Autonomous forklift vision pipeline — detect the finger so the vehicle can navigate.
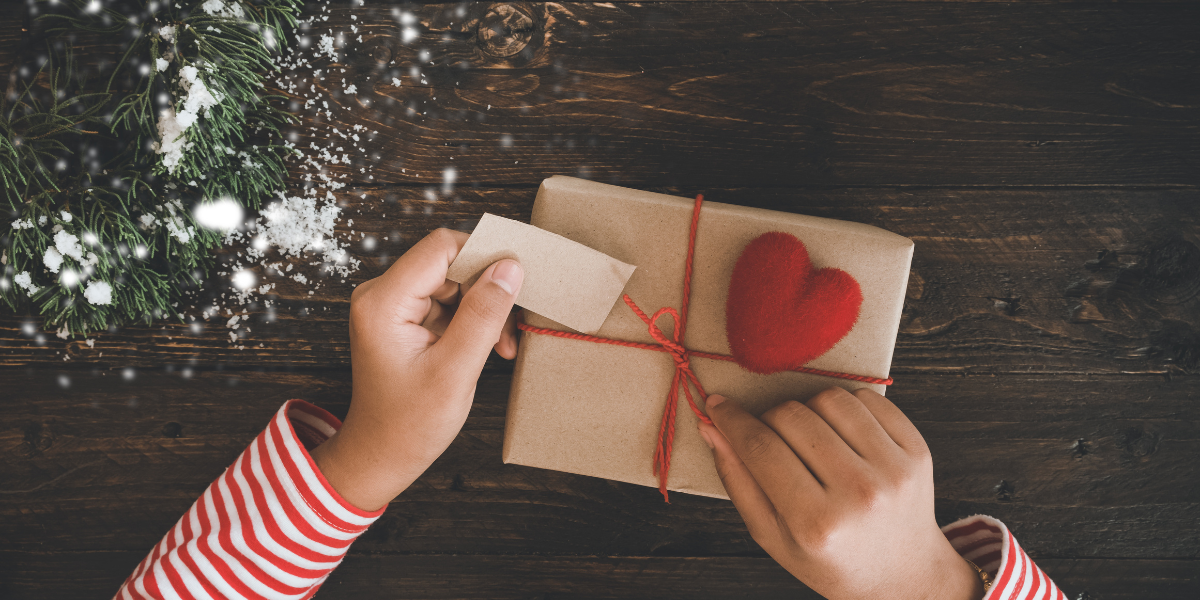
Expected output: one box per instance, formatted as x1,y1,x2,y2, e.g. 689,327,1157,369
699,419,785,551
431,259,524,375
705,394,823,515
493,310,520,360
430,279,461,305
430,296,519,356
760,396,865,486
851,388,930,457
422,280,466,336
802,387,904,462
353,278,377,296
420,300,454,337
371,228,470,325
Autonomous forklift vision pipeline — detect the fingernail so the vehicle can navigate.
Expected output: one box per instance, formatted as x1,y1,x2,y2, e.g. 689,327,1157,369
706,394,725,410
697,423,715,449
491,260,523,295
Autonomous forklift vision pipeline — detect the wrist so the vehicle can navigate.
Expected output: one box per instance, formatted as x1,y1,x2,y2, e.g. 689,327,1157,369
931,546,986,600
889,533,984,600
310,429,398,512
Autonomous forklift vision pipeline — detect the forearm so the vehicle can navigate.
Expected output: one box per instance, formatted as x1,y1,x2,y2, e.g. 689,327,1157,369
309,422,422,513
115,401,384,600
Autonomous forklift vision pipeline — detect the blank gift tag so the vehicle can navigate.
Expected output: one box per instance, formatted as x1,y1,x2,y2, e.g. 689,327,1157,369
447,213,637,334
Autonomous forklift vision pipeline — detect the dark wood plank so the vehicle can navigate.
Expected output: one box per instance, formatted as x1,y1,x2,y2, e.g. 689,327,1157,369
2,551,1197,600
3,369,1196,559
15,4,1199,188
270,2,1200,188
3,3,1198,598
3,187,1197,377
244,556,1200,600
0,4,26,87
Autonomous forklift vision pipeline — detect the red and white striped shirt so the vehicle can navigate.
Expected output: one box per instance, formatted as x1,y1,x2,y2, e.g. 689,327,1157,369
943,516,1067,600
116,401,384,600
116,400,1064,600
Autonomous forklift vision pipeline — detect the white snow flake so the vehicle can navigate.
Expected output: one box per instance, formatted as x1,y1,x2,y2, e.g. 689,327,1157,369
84,281,114,305
14,271,38,295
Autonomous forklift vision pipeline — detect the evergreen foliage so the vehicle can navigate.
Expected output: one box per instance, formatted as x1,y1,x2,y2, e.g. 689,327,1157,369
1,0,302,336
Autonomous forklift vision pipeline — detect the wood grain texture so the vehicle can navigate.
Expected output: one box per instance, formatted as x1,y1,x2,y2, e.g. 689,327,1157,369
3,551,1196,600
263,2,1200,188
17,4,1199,188
2,370,1197,560
3,188,1197,377
3,2,1200,598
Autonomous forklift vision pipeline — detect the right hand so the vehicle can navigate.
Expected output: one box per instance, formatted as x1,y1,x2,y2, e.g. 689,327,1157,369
697,388,984,600
311,228,524,512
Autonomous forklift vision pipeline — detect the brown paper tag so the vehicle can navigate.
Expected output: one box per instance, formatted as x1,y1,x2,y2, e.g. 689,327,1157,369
446,213,637,335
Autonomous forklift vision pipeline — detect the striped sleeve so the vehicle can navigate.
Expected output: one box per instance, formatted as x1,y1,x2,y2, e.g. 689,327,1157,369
943,515,1067,600
114,400,385,600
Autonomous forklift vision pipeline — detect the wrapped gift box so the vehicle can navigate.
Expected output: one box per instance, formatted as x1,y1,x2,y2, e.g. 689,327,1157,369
503,176,913,499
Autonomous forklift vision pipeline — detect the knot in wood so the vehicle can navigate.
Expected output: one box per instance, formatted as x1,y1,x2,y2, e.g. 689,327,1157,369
1140,238,1200,304
162,421,183,438
476,4,536,58
370,43,393,65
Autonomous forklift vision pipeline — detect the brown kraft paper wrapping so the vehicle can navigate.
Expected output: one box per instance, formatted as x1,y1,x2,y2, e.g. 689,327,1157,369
504,176,914,499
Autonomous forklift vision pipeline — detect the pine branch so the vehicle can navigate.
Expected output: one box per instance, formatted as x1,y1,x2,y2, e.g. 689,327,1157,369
2,0,305,336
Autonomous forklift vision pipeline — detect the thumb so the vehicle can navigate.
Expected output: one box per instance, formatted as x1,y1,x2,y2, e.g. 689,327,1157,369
432,259,524,374
699,397,780,546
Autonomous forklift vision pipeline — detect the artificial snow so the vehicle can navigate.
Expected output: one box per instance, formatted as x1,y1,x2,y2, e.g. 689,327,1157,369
155,65,224,172
135,0,392,345
200,0,245,19
60,269,80,288
165,217,193,243
155,108,189,171
54,230,85,263
176,66,223,127
14,271,37,295
256,196,341,258
43,247,63,273
194,197,245,231
84,281,113,305
231,270,256,290
317,35,337,60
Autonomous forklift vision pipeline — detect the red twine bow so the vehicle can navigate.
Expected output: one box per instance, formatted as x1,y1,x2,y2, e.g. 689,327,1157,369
517,195,893,502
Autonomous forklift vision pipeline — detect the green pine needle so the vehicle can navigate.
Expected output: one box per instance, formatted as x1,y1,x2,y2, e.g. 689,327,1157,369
2,0,304,336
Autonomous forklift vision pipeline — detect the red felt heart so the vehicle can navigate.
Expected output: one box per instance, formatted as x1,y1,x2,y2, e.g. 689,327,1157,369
726,232,863,375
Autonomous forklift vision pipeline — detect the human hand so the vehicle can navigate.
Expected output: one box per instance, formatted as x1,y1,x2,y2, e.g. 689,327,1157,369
697,388,983,600
310,228,524,511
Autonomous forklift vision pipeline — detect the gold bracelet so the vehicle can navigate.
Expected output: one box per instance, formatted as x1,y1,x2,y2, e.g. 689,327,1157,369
964,557,993,592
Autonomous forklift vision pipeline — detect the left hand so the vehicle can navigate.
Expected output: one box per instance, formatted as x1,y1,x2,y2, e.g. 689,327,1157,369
698,388,983,600
310,228,524,511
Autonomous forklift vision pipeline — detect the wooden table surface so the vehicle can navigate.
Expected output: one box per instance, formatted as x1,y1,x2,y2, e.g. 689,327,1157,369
3,2,1199,598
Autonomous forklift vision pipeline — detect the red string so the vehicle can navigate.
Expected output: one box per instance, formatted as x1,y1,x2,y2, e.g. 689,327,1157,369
516,195,894,502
